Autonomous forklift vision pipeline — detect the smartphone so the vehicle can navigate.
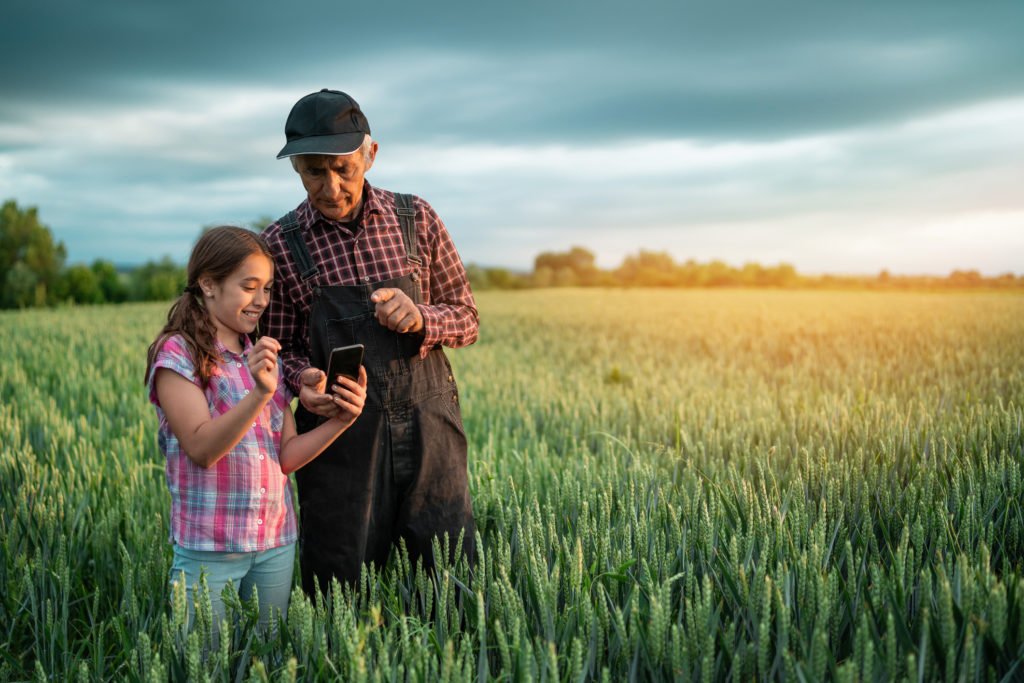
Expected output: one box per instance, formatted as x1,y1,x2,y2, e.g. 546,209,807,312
326,343,364,383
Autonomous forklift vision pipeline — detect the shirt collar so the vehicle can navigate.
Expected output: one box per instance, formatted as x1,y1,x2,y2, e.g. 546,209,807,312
300,182,385,234
214,334,253,360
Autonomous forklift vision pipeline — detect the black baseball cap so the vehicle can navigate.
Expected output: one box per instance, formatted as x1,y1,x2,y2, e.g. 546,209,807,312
276,89,371,159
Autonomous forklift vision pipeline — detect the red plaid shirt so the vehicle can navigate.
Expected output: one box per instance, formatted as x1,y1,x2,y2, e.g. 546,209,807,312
262,183,478,393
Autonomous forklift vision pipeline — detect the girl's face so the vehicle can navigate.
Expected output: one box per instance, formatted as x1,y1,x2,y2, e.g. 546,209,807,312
200,253,273,348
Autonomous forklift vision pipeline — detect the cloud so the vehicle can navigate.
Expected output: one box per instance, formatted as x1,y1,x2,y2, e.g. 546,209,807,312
1,1,1022,273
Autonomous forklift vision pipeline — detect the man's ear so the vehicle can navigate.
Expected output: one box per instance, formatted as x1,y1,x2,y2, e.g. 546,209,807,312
364,141,379,171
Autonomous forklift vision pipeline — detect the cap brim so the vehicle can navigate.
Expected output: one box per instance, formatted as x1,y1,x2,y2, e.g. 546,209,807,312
276,132,365,159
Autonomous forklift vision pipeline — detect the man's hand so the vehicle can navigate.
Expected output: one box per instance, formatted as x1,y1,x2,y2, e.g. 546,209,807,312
370,288,423,334
298,366,345,419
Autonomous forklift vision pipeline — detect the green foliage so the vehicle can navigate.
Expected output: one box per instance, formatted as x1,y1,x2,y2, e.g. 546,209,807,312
0,199,67,307
90,260,129,303
492,246,1024,291
128,255,187,301
1,290,1023,681
467,264,528,291
57,264,104,304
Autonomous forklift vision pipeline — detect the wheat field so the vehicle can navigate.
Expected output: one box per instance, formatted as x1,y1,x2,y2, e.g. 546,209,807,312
1,289,1022,681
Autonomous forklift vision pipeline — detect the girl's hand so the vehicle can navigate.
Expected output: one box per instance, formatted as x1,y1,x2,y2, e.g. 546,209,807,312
328,365,368,429
248,336,281,396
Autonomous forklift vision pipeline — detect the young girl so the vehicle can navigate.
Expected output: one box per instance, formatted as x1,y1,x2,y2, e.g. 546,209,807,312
145,226,366,631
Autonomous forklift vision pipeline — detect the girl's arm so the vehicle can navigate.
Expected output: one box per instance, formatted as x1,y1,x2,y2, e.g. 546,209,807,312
278,366,367,474
154,337,283,469
154,368,272,468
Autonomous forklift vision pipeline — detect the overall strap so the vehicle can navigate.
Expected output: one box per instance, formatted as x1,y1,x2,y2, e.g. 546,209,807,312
394,193,423,269
276,211,321,286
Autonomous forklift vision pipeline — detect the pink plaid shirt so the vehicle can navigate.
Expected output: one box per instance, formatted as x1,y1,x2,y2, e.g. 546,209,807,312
148,334,297,552
261,183,478,394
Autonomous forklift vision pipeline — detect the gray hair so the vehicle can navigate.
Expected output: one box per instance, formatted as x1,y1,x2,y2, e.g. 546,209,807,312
289,135,373,171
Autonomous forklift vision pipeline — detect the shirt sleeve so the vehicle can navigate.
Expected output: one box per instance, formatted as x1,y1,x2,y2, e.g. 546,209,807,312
261,223,313,395
148,335,200,407
415,199,479,358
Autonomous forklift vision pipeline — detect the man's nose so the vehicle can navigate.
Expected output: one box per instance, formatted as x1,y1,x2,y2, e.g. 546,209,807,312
322,171,343,197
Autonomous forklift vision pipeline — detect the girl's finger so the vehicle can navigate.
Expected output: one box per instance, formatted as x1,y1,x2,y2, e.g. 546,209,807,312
331,387,365,407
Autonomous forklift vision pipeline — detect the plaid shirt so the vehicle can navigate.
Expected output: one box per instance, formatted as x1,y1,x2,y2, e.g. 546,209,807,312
148,334,297,552
262,183,478,394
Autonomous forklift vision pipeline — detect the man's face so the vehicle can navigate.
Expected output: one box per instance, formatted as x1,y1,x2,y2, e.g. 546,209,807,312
294,144,377,222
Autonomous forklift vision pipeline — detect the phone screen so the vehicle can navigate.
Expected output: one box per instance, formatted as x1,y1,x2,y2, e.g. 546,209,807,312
326,344,364,382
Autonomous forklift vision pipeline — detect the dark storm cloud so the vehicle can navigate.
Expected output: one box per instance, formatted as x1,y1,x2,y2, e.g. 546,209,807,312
4,1,1023,144
2,1,1023,273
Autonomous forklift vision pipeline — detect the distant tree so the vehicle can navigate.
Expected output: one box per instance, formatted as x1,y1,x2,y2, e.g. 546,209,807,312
92,259,128,302
534,246,599,285
948,269,982,287
484,267,520,289
0,199,67,308
532,265,555,288
58,264,103,304
553,266,578,287
616,250,678,286
129,256,186,301
704,259,737,287
3,262,42,308
465,264,491,290
760,263,798,287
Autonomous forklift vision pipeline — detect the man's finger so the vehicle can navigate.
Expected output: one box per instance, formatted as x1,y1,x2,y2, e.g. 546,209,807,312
389,308,414,331
375,298,400,318
370,287,397,303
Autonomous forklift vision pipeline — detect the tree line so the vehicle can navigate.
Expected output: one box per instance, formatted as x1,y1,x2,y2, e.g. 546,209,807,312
0,200,192,308
2,199,1021,309
470,246,1024,291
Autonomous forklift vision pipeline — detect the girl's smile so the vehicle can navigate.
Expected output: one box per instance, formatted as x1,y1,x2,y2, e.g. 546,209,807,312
201,253,274,351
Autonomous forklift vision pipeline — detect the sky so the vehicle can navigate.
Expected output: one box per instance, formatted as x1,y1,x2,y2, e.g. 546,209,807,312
1,1,1023,276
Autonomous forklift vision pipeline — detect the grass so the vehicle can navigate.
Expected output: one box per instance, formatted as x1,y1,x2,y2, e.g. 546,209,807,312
1,289,1022,681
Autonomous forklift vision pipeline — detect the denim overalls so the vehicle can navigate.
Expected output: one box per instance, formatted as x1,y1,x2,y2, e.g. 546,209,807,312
277,194,475,592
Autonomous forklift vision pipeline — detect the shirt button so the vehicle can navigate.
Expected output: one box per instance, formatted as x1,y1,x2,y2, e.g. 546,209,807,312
244,390,249,395
236,362,242,368
259,454,265,461
257,518,263,525
260,487,266,495
364,276,370,282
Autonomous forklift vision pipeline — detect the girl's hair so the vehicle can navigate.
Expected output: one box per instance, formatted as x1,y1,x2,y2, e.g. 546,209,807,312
145,226,274,388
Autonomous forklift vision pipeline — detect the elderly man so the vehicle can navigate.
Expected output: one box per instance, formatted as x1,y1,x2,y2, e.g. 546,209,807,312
261,89,477,593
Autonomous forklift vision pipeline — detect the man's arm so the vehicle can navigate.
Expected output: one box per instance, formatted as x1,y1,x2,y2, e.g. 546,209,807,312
416,200,479,356
261,225,313,396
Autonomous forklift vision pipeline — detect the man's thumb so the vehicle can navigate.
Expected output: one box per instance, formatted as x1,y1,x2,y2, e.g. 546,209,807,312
302,367,325,385
371,288,395,303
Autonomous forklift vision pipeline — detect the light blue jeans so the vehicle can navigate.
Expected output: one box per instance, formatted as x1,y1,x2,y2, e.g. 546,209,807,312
169,542,295,633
